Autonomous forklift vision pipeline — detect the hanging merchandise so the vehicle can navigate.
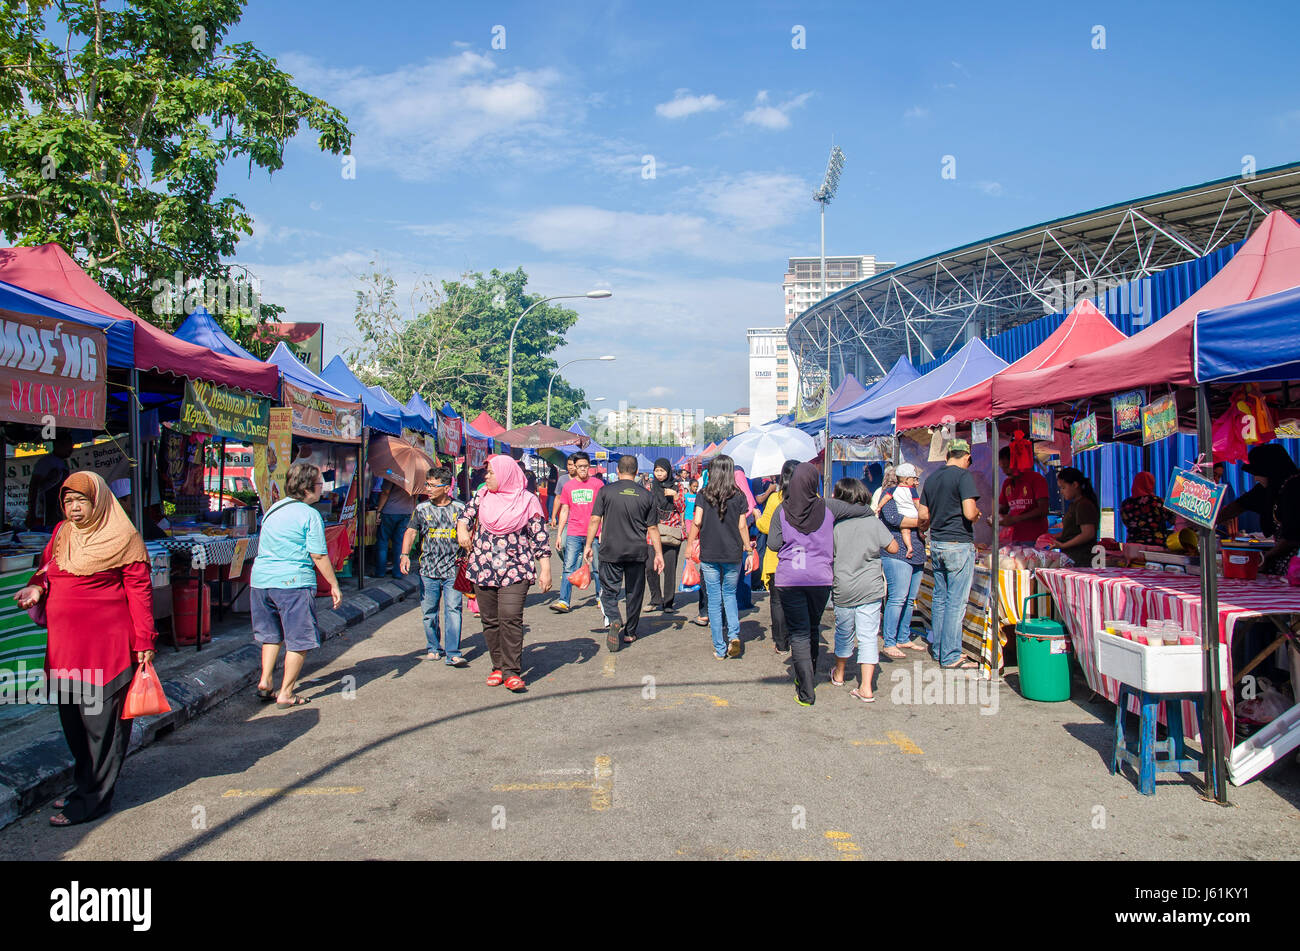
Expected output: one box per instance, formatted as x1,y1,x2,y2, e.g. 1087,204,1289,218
1070,413,1099,454
1233,384,1276,446
1008,430,1034,474
1030,409,1053,442
1141,393,1178,445
1111,389,1145,437
970,420,987,445
928,428,950,462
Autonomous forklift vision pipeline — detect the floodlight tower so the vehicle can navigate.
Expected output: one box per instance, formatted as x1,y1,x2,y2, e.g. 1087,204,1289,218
813,145,845,496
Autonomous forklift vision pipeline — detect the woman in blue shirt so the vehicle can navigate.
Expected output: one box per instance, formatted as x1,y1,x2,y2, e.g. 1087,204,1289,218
252,462,342,708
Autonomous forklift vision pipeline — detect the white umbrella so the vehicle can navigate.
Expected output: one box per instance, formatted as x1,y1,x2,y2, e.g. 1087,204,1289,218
719,423,818,477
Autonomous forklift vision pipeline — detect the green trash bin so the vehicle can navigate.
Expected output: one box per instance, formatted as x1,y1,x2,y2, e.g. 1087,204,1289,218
1016,593,1071,702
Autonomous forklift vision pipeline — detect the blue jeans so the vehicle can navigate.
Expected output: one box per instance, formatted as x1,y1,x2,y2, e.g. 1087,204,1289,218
420,575,463,660
376,512,408,578
699,561,741,657
929,541,975,667
559,535,601,604
882,557,926,648
834,601,882,664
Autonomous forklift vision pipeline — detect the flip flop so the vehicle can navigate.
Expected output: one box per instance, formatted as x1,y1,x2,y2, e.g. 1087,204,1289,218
256,687,276,701
691,617,710,627
941,659,979,670
52,797,67,810
276,696,312,708
850,688,876,703
49,813,75,827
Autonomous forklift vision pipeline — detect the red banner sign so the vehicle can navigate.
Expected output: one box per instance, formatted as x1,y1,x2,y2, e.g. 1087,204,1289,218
0,308,107,429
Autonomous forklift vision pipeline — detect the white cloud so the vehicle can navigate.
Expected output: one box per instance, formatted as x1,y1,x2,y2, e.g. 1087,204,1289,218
655,89,726,119
646,385,672,398
742,90,812,130
974,180,1004,197
690,172,810,232
308,201,323,212
903,105,929,120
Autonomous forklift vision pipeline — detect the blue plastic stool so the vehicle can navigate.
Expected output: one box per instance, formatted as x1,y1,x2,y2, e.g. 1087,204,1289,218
1110,686,1205,796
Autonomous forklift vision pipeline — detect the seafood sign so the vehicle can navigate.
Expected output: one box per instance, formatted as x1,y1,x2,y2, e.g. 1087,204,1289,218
1163,467,1226,530
0,308,106,428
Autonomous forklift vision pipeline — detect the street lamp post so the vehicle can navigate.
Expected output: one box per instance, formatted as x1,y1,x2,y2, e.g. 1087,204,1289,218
507,290,612,430
546,355,616,426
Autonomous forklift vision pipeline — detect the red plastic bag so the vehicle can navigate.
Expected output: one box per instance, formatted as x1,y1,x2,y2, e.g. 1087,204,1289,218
687,538,701,564
121,661,172,720
567,563,592,590
744,549,759,573
681,559,701,587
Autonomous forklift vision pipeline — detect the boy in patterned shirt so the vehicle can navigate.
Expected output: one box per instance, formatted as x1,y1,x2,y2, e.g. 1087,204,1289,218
400,466,468,666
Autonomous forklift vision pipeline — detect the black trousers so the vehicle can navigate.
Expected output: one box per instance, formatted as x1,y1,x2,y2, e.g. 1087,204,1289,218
646,544,679,608
58,678,133,823
475,582,529,676
767,578,789,651
599,559,647,638
779,585,832,704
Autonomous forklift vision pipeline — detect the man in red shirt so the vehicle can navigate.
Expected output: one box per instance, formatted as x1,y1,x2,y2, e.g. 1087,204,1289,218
997,446,1049,544
552,451,606,615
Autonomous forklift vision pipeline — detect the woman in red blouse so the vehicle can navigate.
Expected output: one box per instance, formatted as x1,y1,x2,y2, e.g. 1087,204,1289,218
457,455,551,692
15,471,157,827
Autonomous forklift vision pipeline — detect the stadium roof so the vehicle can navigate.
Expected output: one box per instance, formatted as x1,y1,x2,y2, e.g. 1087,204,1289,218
786,161,1300,393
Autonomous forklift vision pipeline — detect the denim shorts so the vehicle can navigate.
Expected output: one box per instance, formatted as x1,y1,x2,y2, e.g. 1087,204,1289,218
251,586,321,652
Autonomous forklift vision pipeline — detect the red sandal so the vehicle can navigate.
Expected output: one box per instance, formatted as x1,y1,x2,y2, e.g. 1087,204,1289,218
486,669,504,687
503,675,526,692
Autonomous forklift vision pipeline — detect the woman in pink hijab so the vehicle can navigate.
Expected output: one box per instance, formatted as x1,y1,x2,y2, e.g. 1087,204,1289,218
457,454,552,691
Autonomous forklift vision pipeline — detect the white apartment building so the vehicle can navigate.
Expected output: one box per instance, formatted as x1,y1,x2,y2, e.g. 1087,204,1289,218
748,327,796,424
603,405,701,445
783,254,895,324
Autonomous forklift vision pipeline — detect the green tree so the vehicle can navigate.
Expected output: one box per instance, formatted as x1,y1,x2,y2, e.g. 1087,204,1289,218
346,266,588,425
0,0,351,323
702,420,732,444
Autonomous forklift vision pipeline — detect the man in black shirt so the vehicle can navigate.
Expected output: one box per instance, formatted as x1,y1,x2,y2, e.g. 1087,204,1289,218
585,455,664,652
919,439,981,669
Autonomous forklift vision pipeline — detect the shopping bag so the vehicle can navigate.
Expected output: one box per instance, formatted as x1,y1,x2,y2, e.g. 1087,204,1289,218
568,563,592,590
121,661,172,720
687,537,701,564
681,559,701,588
744,549,759,573
453,555,474,594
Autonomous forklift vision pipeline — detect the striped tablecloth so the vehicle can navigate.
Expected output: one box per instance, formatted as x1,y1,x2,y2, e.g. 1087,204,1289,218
1035,567,1300,744
913,565,1038,675
156,535,259,568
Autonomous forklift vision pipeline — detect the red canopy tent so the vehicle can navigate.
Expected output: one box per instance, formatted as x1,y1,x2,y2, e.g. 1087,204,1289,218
0,244,280,396
469,411,506,437
896,300,1128,429
992,210,1300,415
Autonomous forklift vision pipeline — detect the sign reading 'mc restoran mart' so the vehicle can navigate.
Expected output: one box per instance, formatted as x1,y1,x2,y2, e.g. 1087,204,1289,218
0,308,107,429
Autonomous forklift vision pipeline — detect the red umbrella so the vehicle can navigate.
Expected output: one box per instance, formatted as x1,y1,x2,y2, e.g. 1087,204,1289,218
494,423,591,450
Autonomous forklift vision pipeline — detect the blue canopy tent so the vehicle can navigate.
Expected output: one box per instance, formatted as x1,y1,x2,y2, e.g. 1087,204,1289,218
557,422,618,462
797,357,921,436
1195,285,1300,384
831,340,1007,437
266,342,356,403
634,453,655,474
369,383,434,435
0,278,135,370
320,355,404,435
174,307,260,361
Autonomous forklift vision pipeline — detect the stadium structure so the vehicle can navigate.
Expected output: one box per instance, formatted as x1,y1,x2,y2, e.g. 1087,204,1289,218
785,162,1300,396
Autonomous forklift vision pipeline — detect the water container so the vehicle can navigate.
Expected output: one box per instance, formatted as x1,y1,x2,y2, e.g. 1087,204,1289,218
1016,593,1071,702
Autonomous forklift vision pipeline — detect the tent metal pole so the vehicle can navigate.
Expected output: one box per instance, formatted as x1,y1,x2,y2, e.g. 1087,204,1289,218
357,427,367,591
990,417,1001,678
1195,384,1229,804
217,437,226,511
128,369,144,531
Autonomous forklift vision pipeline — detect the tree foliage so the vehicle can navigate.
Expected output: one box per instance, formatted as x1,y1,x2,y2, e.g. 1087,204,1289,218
0,0,351,322
346,266,589,426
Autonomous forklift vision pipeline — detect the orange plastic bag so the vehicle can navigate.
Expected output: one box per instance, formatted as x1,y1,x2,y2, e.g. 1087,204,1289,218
567,563,592,590
681,559,701,587
121,660,172,720
744,549,759,573
687,538,701,564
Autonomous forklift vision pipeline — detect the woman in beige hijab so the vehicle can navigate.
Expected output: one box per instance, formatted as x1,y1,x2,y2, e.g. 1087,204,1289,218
16,471,157,826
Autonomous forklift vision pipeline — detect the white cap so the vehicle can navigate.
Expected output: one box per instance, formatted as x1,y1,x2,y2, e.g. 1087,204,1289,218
895,463,919,479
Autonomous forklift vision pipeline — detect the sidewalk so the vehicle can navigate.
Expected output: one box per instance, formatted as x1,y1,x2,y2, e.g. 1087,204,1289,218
0,572,421,830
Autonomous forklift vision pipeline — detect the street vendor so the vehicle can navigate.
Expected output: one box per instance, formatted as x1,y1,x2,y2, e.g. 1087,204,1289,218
1050,467,1100,567
995,446,1049,543
1216,443,1300,574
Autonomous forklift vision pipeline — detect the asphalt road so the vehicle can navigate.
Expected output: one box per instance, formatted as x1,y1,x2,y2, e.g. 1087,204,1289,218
3,554,1298,861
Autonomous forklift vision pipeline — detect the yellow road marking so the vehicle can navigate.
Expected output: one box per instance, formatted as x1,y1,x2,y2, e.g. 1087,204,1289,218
824,830,863,861
221,786,363,798
850,731,923,755
686,692,729,707
602,655,617,678
640,692,730,710
590,755,613,811
491,781,592,792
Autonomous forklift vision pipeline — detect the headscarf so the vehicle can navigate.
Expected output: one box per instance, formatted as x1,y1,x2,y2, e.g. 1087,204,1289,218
477,454,545,535
53,471,149,575
781,462,826,534
733,467,758,515
1130,471,1156,498
651,457,674,517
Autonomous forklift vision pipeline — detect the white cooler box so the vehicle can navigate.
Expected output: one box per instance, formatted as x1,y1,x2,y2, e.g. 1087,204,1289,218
1097,630,1228,693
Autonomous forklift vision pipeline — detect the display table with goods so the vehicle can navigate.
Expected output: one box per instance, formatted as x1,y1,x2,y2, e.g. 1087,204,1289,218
1035,565,1300,783
157,525,260,650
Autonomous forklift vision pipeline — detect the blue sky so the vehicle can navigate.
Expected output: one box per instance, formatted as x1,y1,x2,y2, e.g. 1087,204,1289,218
224,0,1300,415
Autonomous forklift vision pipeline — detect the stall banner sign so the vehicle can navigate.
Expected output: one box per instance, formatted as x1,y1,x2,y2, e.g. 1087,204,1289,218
281,381,361,443
178,380,270,444
0,308,107,429
5,439,128,521
466,433,490,469
337,471,359,530
831,437,879,462
436,414,463,457
1164,467,1226,530
1142,393,1178,445
1070,413,1099,454
1029,409,1053,442
228,538,250,580
252,408,293,509
1111,389,1145,437
970,420,988,445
